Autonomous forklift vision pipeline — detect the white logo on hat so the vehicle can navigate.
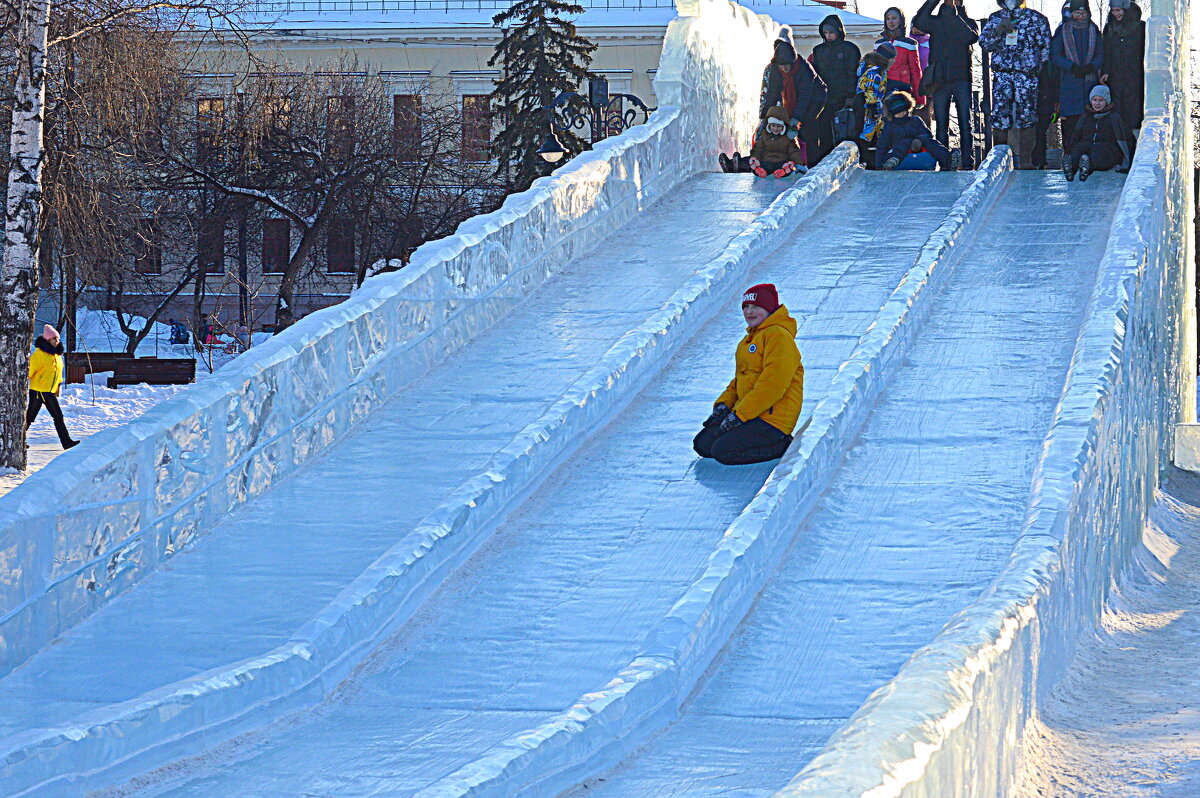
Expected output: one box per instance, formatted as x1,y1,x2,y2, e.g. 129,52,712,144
743,292,757,303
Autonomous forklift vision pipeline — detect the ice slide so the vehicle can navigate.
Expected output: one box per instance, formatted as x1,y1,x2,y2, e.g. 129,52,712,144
0,172,800,792
564,169,1125,798
119,166,973,797
1,0,1190,795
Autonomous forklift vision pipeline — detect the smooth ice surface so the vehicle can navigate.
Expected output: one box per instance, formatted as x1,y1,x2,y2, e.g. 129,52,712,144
571,172,1123,798
782,5,1193,792
133,172,972,798
1011,473,1200,798
0,0,754,677
0,5,782,790
0,174,790,791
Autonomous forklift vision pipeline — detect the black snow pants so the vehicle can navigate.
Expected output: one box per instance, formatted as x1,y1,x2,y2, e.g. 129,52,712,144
1069,141,1125,172
693,418,792,466
25,390,74,447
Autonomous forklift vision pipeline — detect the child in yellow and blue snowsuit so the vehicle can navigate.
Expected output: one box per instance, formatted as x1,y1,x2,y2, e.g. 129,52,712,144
857,43,895,152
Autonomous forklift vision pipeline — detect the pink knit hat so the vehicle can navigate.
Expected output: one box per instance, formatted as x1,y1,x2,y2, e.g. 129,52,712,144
43,323,59,340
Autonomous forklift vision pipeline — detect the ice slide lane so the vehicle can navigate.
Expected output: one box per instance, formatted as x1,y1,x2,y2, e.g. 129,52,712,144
0,174,793,786
570,172,1125,797
132,172,974,797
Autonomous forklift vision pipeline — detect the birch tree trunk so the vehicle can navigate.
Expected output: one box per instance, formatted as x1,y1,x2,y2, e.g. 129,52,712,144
0,0,51,470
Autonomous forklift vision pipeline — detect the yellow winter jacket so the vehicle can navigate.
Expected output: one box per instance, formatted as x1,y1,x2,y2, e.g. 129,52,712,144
715,306,804,434
28,340,64,394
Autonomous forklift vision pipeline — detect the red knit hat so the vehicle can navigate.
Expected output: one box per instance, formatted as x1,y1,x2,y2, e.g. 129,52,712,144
741,283,780,314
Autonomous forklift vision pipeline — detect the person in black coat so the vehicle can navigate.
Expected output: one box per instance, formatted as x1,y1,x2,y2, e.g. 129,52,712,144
760,26,828,168
1062,84,1134,181
809,14,861,163
876,91,957,170
913,0,979,169
1102,0,1145,134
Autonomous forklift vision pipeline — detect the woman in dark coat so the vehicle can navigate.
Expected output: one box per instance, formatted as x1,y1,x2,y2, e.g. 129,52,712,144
1051,0,1103,148
1102,0,1145,133
760,26,828,165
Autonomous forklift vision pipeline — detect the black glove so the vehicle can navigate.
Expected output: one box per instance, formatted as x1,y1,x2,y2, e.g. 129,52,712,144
704,403,731,427
719,411,744,433
996,17,1014,34
1070,64,1089,78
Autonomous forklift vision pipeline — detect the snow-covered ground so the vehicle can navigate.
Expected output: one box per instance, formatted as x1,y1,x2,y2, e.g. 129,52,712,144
0,309,270,498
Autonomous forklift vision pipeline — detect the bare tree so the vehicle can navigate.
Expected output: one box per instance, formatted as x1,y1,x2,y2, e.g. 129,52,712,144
0,0,246,469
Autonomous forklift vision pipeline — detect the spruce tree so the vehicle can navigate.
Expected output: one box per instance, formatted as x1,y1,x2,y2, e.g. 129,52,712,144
489,0,596,191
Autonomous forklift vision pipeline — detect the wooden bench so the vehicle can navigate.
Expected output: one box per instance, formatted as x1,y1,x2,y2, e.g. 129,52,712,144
66,352,133,383
107,357,196,388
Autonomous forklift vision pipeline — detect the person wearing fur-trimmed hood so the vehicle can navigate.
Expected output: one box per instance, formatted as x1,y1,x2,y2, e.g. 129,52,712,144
27,324,79,450
760,26,827,166
694,284,803,466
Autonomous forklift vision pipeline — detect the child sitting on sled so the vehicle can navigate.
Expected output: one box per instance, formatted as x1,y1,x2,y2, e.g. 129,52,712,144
718,107,808,177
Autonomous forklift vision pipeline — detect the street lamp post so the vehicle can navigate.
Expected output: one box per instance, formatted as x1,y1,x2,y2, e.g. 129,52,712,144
537,75,655,165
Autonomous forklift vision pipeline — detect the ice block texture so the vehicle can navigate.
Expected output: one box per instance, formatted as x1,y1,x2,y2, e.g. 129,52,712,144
134,170,972,798
778,5,1194,797
0,0,777,678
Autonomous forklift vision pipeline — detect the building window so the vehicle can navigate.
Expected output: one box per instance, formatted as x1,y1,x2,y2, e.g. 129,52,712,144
261,218,290,275
327,217,355,274
393,94,422,156
196,97,225,161
134,219,161,275
327,95,355,158
263,95,292,146
461,94,491,162
198,218,225,275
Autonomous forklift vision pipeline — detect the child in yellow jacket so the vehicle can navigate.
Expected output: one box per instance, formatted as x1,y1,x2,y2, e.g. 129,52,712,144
693,284,803,465
27,324,78,449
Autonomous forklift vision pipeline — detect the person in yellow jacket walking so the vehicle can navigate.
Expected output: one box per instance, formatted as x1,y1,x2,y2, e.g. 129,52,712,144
693,284,803,465
27,324,79,450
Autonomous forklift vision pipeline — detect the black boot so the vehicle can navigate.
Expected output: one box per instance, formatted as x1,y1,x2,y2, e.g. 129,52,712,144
718,153,733,173
1062,153,1076,181
1078,154,1093,182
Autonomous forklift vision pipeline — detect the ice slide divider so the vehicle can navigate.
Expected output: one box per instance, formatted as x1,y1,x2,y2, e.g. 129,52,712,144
774,7,1193,798
0,152,854,797
0,0,772,683
414,148,1016,798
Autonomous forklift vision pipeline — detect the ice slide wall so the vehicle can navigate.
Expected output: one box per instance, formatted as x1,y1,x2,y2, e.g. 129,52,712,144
777,1,1195,796
0,0,774,677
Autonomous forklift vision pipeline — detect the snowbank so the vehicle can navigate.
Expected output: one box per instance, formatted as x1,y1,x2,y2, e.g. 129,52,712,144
412,147,1014,798
776,4,1194,796
0,0,776,732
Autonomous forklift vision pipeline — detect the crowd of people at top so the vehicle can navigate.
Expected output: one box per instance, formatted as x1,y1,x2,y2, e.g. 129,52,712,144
719,0,1146,181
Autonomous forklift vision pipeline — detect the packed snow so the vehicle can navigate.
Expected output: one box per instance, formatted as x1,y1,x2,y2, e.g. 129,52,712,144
0,308,270,498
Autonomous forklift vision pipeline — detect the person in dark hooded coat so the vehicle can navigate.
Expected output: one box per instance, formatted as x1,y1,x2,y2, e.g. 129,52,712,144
1051,0,1103,148
1101,0,1145,134
809,14,861,162
760,26,828,167
913,0,979,169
